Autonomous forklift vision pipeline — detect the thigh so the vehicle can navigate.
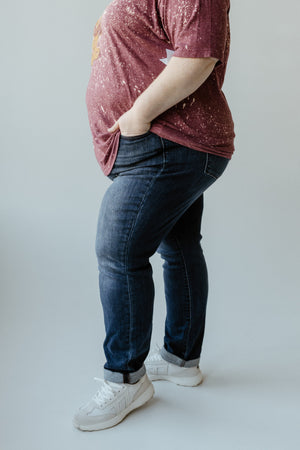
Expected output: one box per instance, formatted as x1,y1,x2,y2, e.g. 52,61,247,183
98,133,230,262
96,132,166,263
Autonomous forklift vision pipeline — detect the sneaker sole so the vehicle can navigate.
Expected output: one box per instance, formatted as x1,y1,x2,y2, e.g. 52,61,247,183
147,372,203,387
73,382,155,431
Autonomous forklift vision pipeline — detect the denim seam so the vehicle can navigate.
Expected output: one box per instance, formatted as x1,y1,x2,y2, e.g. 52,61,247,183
174,235,192,361
204,152,218,180
124,140,166,371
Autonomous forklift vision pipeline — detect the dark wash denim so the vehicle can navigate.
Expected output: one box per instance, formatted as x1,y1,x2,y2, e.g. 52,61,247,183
95,131,230,384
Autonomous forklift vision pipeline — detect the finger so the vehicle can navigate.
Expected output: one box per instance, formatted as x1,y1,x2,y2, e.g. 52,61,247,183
107,122,119,133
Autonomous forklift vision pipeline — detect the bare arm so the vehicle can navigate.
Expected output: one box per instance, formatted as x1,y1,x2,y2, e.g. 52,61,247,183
108,56,219,136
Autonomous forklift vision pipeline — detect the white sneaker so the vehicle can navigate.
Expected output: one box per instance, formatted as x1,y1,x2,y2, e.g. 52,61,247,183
145,344,203,387
73,373,154,431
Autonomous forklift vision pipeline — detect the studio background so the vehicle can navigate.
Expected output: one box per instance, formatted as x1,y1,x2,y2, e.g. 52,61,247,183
1,1,299,449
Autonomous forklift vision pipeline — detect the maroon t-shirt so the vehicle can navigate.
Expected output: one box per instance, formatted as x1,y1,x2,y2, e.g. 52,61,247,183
86,0,235,176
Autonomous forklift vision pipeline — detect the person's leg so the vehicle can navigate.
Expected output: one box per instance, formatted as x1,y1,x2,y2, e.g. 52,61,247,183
95,132,230,384
156,193,208,367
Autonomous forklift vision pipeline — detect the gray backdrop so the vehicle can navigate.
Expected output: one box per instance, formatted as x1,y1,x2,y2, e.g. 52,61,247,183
1,0,299,449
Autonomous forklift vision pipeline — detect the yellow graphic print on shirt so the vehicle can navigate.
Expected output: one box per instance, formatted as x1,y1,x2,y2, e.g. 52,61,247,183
91,16,102,66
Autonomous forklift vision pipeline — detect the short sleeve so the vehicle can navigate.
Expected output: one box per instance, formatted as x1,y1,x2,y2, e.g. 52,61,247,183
158,0,230,66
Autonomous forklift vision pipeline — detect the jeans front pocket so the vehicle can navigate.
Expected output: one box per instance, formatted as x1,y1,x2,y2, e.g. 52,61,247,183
107,130,163,181
119,130,152,140
204,152,230,180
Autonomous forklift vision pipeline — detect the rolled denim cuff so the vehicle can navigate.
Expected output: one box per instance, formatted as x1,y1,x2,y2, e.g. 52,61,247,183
160,346,200,368
103,364,146,384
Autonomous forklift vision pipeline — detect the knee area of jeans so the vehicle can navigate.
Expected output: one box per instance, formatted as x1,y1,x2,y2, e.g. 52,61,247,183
95,231,122,259
95,237,104,260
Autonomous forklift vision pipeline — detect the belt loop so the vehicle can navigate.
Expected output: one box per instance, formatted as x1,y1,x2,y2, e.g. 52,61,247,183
123,372,130,384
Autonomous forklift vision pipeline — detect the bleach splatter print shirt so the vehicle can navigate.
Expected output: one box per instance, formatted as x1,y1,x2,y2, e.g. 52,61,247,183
86,0,235,176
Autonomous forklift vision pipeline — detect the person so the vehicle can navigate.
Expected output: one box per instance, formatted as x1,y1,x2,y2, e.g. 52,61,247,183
73,0,235,431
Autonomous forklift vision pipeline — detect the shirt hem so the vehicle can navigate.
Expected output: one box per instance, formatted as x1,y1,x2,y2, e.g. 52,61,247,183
149,124,234,160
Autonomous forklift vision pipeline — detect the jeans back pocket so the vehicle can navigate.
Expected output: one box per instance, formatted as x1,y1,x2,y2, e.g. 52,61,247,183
204,153,230,180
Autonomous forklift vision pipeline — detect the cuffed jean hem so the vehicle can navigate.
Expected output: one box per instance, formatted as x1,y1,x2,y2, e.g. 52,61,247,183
160,346,200,368
103,364,146,384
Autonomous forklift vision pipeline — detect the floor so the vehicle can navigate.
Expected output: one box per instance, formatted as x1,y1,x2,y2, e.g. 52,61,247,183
1,255,299,450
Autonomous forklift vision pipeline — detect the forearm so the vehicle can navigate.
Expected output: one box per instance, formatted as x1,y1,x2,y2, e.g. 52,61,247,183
108,55,219,135
131,56,218,122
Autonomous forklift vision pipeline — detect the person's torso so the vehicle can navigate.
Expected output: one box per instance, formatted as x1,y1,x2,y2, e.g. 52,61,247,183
86,0,235,175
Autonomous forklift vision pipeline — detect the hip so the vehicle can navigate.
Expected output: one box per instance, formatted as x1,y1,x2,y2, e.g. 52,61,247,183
107,131,230,188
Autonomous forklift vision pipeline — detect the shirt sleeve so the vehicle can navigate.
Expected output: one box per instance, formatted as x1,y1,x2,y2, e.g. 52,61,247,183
158,0,230,66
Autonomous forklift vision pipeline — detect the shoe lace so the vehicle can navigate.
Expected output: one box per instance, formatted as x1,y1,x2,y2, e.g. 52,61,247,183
92,377,124,406
147,343,163,362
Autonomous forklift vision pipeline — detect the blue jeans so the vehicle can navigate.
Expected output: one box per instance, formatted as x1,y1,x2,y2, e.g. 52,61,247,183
95,131,230,384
